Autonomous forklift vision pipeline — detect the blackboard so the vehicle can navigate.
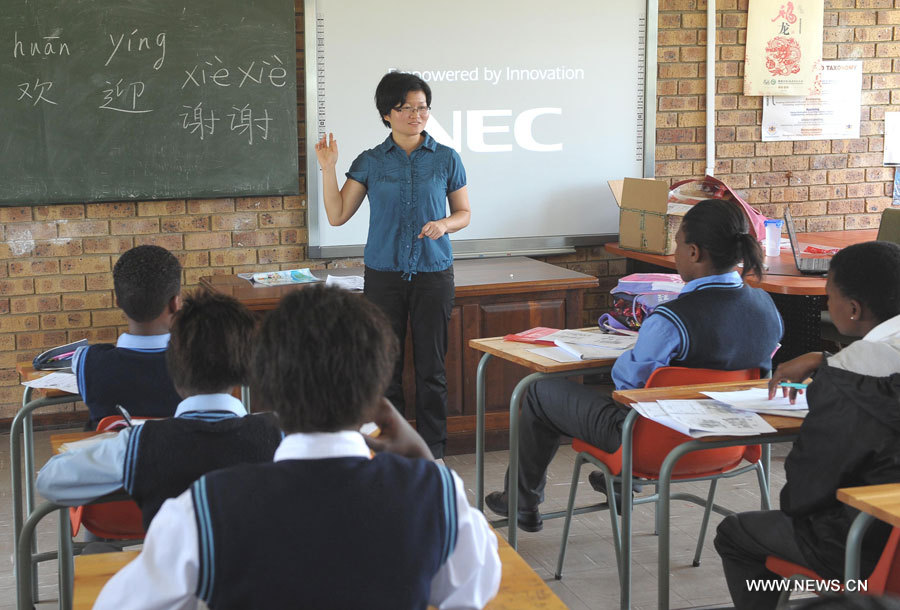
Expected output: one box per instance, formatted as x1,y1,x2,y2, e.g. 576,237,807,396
0,0,299,206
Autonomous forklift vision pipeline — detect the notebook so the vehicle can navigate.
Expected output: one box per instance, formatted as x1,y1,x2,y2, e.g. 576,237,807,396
784,209,831,275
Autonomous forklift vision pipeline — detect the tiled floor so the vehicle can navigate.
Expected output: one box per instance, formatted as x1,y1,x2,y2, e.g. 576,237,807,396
2,427,793,609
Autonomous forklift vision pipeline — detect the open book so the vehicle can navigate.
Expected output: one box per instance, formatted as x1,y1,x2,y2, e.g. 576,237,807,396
632,399,777,438
552,331,638,360
239,268,323,286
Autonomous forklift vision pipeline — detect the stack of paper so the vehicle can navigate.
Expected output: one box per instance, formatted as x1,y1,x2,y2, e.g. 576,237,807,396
529,329,638,362
701,388,808,418
22,371,79,395
632,399,777,438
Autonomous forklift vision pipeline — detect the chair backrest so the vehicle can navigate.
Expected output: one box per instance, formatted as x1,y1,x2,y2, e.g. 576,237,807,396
866,526,900,594
69,415,153,540
878,208,900,245
632,367,761,478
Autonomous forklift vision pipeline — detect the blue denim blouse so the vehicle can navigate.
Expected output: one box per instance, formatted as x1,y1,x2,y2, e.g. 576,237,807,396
346,132,467,275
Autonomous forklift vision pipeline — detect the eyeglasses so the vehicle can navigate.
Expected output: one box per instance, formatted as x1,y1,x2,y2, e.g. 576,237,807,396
393,105,430,117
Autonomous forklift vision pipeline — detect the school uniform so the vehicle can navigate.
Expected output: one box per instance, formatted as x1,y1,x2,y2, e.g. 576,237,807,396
94,431,501,610
715,314,900,610
72,333,182,429
36,394,281,528
348,132,467,458
506,271,784,512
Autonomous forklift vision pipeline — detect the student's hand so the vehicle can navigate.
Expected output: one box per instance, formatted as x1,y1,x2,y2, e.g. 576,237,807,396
767,351,825,402
418,219,448,240
364,398,434,461
314,133,339,170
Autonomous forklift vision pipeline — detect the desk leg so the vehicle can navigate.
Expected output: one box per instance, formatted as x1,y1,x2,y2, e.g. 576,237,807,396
475,353,492,513
760,444,772,510
240,384,251,413
844,512,875,584
620,410,639,610
58,508,73,610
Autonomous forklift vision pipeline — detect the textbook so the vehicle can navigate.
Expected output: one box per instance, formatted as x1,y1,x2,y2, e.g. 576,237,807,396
632,399,777,438
33,338,88,371
502,327,561,345
241,268,323,286
553,334,638,361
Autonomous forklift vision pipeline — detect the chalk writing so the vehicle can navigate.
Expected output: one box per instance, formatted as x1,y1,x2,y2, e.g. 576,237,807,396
13,32,71,58
17,79,57,106
105,29,166,70
99,78,153,114
180,102,218,140
228,104,271,144
181,55,287,89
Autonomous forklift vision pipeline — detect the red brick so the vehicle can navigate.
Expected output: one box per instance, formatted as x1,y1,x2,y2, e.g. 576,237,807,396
209,249,258,267
655,161,695,176
659,96,699,111
82,237,133,254
14,331,67,350
211,213,259,231
85,274,114,291
848,152,885,166
33,205,84,220
717,110,756,126
755,142,794,156
844,213,884,228
856,26,895,40
771,156,810,171
92,310,128,327
678,112,707,127
841,11,878,24
657,145,677,160
188,199,235,214
770,186,809,202
57,220,109,238
5,222,57,240
0,207,32,222
806,215,845,231
878,9,900,23
86,202,136,218
733,158,771,172
33,240,84,257
790,202,829,216
810,155,849,169
848,182,886,197
736,126,761,141
0,314,39,332
660,63,699,79
828,199,867,213
133,234,183,250
828,168,867,182
235,197,284,211
9,295,59,314
62,292,113,311
137,200,186,216
233,230,280,247
788,170,828,185
61,257,110,275
161,216,210,233
257,247,304,265
657,129,696,144
718,142,756,157
866,197,894,211
35,276,85,294
110,218,159,235
0,278,35,296
178,251,210,268
184,232,232,250
876,41,900,54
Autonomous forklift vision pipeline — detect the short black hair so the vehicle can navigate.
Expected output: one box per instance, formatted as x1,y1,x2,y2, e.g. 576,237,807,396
829,240,900,323
375,71,432,128
113,245,182,322
681,199,764,278
252,285,398,433
166,290,257,395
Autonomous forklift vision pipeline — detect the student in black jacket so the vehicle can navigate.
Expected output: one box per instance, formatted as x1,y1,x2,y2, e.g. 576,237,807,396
715,241,900,609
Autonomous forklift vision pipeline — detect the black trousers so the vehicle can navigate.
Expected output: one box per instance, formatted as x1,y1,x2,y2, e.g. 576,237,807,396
364,267,454,458
714,510,810,610
502,378,627,510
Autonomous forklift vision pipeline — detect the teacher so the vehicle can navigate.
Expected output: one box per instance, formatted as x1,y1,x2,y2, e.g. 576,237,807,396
314,71,471,459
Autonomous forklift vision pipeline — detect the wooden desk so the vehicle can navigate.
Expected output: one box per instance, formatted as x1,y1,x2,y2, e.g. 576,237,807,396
612,380,804,610
202,256,598,453
73,551,140,610
837,483,900,582
469,333,617,549
606,229,878,363
69,534,565,609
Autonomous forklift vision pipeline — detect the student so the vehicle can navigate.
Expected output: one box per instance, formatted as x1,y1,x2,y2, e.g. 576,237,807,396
314,71,471,459
37,290,282,530
73,245,183,429
486,199,784,532
715,241,900,610
94,285,500,610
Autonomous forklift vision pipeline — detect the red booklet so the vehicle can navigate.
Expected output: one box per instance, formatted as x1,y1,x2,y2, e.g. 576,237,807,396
502,327,561,345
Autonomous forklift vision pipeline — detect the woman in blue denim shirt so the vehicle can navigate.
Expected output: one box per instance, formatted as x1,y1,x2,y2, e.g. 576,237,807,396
315,72,471,458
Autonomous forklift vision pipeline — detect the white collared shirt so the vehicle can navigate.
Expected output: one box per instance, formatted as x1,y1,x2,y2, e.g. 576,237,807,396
94,431,501,610
828,313,900,377
70,332,171,378
36,394,247,506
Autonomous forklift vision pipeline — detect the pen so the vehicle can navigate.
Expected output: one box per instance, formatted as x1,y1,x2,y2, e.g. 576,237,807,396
779,382,808,390
49,350,75,361
116,405,134,428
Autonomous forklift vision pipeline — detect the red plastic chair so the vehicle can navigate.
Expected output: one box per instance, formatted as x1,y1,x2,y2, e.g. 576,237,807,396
556,366,763,578
68,415,152,540
766,527,900,607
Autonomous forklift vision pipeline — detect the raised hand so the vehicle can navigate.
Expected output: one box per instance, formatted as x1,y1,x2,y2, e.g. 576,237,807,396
314,132,339,170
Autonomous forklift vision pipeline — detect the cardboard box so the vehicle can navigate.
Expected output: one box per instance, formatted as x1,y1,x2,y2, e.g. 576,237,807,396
608,178,691,255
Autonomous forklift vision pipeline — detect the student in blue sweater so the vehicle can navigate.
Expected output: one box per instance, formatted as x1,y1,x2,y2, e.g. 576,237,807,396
37,290,282,530
73,245,183,429
94,285,501,610
487,199,784,532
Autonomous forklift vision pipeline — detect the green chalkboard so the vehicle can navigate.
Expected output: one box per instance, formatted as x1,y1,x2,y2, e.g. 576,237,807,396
0,0,299,206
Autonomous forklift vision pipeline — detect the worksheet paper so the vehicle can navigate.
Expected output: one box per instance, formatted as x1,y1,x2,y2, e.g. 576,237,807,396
22,371,78,395
527,347,582,363
632,399,777,438
701,387,808,411
543,330,638,349
325,275,364,291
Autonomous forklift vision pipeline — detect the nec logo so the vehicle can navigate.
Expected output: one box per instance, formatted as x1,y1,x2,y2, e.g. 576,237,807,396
427,108,562,153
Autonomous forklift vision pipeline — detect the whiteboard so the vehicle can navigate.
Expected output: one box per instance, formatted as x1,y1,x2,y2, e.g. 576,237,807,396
305,0,656,258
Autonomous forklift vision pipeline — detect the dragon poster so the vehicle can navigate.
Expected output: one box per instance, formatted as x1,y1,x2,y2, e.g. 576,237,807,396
744,0,823,96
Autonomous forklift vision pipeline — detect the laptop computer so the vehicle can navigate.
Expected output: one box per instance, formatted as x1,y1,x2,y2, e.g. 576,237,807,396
784,208,831,275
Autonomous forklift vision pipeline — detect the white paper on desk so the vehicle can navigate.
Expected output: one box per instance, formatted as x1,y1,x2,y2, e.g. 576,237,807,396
554,341,631,360
543,330,637,350
701,387,808,411
325,275,364,291
22,371,78,394
644,399,777,437
527,347,581,363
58,431,118,453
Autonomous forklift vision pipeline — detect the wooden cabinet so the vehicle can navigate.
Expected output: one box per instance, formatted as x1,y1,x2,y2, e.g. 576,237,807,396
201,257,597,454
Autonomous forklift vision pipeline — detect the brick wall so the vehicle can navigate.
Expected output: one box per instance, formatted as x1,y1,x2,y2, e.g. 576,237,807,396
3,0,897,421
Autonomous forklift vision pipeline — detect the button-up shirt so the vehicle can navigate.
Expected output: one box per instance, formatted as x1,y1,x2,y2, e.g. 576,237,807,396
347,132,466,275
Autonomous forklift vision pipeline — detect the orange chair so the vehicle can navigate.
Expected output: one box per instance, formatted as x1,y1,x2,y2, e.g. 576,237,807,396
556,366,763,578
68,415,150,540
766,527,900,608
